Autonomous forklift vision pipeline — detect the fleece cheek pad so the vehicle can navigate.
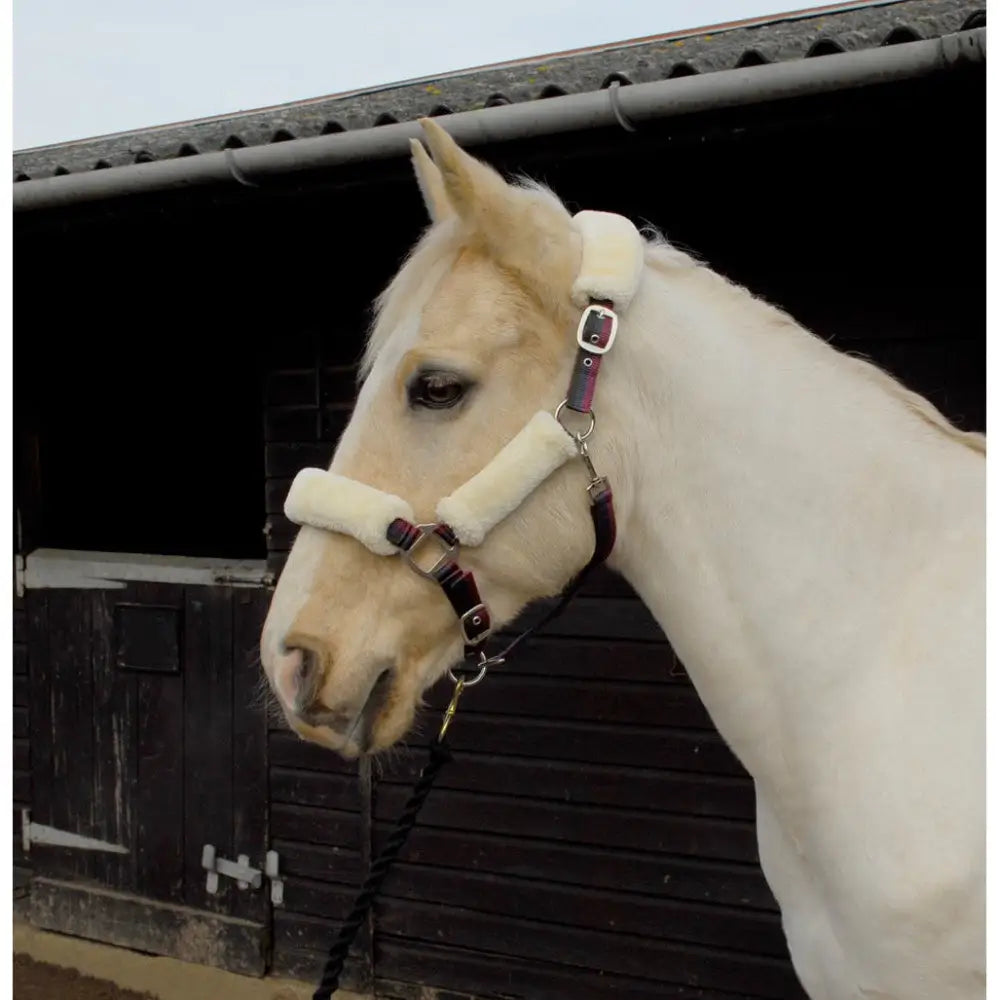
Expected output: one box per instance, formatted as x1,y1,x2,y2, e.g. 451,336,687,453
436,411,578,546
571,209,646,311
284,469,414,557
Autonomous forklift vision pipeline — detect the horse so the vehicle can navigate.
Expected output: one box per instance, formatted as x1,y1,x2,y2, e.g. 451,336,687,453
260,117,985,1000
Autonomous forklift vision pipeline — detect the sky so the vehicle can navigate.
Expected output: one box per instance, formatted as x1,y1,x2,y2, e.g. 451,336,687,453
14,0,836,151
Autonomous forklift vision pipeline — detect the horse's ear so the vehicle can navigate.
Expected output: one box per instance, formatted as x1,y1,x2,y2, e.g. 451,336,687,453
409,138,453,223
418,118,513,234
417,118,577,301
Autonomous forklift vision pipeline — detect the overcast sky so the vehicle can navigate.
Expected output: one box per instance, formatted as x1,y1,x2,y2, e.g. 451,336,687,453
14,0,832,151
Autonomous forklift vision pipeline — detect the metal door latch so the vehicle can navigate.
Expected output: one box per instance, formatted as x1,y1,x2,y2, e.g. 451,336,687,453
201,844,262,894
265,849,284,906
200,843,284,906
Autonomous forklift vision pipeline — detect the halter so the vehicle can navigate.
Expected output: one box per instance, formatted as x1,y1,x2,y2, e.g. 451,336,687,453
284,210,645,679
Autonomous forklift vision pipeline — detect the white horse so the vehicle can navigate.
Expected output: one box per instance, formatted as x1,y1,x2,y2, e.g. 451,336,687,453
261,118,985,1000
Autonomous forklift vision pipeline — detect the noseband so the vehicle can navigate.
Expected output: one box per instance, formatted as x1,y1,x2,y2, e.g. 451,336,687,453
284,210,645,678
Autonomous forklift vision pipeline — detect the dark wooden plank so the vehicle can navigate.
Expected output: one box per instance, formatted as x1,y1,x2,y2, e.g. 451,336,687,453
270,768,362,812
13,707,28,739
26,591,53,837
13,738,30,773
264,407,320,443
90,589,136,893
437,714,749,777
376,899,803,998
268,728,360,775
576,565,642,600
277,874,368,921
13,808,28,866
183,586,234,914
503,596,667,642
135,667,185,903
13,643,28,677
264,405,350,444
266,514,300,552
270,838,361,885
13,675,29,708
376,940,772,1000
419,673,713,729
231,586,272,923
375,787,759,863
432,635,686,685
265,477,293,515
379,864,788,956
274,906,369,952
14,865,31,898
271,803,363,851
378,824,779,910
13,607,27,644
378,753,755,820
272,909,370,993
266,370,317,407
265,442,334,478
13,770,31,803
270,945,367,994
30,877,268,977
319,365,358,403
43,590,96,882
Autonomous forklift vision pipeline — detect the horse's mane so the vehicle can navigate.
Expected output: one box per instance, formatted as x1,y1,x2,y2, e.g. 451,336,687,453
363,196,984,457
641,229,985,457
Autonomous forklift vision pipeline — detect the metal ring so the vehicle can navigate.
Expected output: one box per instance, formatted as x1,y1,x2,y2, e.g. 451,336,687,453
555,399,596,442
448,663,488,687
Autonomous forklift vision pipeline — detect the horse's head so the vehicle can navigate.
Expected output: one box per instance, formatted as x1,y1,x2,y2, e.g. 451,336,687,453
261,119,636,757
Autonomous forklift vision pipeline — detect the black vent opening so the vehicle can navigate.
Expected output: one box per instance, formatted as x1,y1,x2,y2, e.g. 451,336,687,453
882,27,921,46
807,39,846,57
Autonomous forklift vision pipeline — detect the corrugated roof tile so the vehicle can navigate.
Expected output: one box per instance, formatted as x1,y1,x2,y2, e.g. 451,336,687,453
11,0,983,182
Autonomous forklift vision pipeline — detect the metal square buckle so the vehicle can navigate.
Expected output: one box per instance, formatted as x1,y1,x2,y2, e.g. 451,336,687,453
401,524,457,580
576,304,618,355
460,603,491,645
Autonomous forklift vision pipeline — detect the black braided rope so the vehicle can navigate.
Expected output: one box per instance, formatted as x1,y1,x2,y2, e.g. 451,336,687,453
312,738,454,1000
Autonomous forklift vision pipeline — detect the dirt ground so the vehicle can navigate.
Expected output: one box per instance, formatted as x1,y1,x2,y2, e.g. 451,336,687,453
14,953,161,1000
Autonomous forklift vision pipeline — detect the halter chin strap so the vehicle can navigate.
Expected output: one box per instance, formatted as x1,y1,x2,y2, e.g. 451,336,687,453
284,209,644,663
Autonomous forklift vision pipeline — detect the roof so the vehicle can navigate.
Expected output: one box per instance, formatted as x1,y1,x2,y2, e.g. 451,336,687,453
13,0,984,182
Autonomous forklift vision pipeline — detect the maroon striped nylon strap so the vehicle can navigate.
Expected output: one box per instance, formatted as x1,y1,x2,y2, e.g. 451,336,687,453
566,299,615,413
385,519,493,656
385,483,616,664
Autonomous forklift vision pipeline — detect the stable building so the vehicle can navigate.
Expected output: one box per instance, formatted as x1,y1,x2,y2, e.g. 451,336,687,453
12,1,985,996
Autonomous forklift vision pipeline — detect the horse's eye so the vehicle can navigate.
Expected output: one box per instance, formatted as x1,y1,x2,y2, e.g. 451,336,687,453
408,371,468,410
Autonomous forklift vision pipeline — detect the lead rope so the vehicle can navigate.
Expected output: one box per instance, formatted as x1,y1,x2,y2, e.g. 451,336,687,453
311,730,455,1000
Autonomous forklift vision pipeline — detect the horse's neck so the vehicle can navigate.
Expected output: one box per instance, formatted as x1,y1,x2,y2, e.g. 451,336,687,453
603,256,983,785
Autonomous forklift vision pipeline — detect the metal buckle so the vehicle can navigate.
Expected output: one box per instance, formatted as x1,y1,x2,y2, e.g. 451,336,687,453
576,304,618,355
400,523,457,580
460,603,491,646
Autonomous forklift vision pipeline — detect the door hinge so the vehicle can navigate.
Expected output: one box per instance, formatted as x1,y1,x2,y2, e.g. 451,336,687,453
21,809,128,855
201,844,284,906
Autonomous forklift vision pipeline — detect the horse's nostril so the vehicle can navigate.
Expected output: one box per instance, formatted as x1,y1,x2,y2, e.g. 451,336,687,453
286,645,321,710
